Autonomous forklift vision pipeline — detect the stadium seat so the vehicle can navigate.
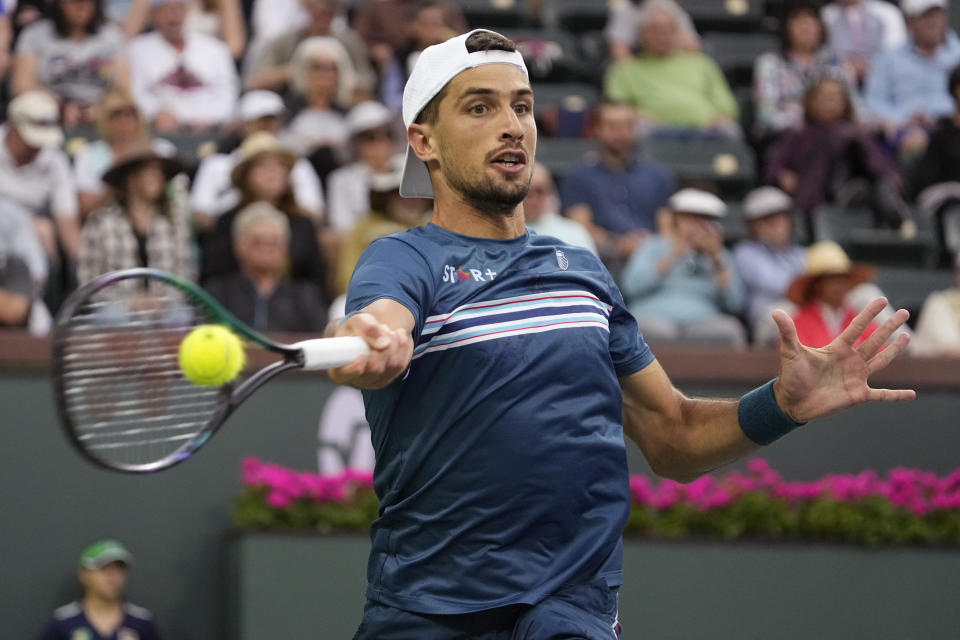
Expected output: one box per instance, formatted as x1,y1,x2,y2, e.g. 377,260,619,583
459,0,527,29
685,0,766,32
701,31,778,87
874,265,954,320
640,135,757,196
532,82,600,137
814,205,940,268
546,0,609,34
720,199,746,246
536,137,595,180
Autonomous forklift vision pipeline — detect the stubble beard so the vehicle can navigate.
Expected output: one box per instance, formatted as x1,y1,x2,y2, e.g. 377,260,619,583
441,155,531,217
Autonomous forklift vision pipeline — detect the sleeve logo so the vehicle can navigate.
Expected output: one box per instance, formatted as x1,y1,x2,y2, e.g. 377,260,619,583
556,249,569,270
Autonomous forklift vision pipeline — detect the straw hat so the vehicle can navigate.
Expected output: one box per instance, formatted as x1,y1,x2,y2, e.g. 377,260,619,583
786,241,875,306
230,132,298,188
102,140,182,190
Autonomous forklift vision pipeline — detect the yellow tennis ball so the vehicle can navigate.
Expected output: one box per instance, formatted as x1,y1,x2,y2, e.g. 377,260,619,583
178,325,246,387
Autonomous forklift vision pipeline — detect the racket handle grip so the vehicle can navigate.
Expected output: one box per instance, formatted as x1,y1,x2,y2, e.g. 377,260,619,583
294,337,371,370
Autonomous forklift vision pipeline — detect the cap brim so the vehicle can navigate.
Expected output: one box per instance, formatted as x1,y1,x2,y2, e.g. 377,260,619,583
399,145,433,199
81,550,134,569
19,124,63,149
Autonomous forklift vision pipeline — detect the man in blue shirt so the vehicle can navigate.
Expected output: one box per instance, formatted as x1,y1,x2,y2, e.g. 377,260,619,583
329,29,915,639
559,100,674,267
864,0,960,154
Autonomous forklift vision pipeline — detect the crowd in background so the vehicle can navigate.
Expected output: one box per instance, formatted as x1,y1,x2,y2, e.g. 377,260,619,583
1,0,960,357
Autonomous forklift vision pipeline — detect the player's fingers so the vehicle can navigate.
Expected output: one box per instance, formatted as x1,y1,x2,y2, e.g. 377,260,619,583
772,309,802,354
837,298,886,347
867,387,917,403
866,331,911,375
857,308,910,358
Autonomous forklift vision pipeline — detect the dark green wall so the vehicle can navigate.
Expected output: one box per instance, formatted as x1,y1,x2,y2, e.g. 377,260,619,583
2,369,958,639
229,533,960,640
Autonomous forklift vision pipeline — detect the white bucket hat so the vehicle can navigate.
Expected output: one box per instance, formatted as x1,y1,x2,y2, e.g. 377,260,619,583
400,29,528,198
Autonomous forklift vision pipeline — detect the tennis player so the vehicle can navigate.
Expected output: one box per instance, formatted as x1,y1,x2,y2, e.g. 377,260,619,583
329,29,915,639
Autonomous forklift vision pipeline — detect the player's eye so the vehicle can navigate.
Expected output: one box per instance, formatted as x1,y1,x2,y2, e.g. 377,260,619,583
469,104,487,115
514,103,531,115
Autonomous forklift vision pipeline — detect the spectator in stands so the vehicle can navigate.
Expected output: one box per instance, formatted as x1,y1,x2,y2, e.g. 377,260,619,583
912,254,960,356
605,0,701,62
335,164,429,294
205,202,327,332
201,131,328,294
40,539,161,640
0,6,11,83
246,0,373,99
282,36,353,180
620,188,747,348
11,0,127,127
753,3,853,145
733,186,806,346
604,0,739,137
0,91,80,263
915,64,960,258
821,0,906,87
191,90,325,231
560,100,674,267
523,162,596,255
124,0,246,58
326,100,402,236
78,140,194,285
0,249,35,329
352,0,465,80
73,87,175,219
0,200,53,334
126,0,239,132
375,1,458,109
864,0,960,157
767,77,915,240
786,240,876,348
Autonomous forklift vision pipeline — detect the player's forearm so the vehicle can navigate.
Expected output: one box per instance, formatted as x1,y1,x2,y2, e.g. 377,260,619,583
623,392,758,483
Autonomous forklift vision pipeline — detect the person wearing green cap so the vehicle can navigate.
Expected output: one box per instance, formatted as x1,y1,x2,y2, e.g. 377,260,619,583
39,539,161,640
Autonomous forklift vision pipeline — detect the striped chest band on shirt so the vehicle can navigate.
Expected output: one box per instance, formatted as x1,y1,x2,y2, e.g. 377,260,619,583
413,290,613,360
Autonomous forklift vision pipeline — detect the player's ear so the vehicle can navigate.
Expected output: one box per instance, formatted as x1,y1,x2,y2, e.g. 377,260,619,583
407,123,437,163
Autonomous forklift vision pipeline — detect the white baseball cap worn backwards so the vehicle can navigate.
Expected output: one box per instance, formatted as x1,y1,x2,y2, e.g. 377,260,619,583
400,29,529,199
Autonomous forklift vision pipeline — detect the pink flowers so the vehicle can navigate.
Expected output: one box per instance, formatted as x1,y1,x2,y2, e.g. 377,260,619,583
241,457,374,509
236,457,960,546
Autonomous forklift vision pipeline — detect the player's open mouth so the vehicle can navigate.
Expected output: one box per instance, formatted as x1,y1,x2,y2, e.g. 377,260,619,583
490,150,527,173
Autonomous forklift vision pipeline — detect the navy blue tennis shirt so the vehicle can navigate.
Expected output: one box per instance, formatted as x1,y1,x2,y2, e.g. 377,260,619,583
345,223,654,615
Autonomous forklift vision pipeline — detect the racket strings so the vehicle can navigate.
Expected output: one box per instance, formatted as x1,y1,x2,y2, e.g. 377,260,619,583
58,282,232,470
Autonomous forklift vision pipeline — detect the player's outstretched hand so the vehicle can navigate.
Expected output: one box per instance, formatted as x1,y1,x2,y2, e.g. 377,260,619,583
771,297,915,423
327,312,412,389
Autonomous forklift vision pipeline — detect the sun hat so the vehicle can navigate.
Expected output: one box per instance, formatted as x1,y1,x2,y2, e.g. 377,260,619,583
786,241,876,305
102,139,182,189
237,91,286,122
230,132,298,188
399,29,529,199
901,0,946,17
7,91,63,149
667,188,727,217
79,539,134,570
743,186,793,221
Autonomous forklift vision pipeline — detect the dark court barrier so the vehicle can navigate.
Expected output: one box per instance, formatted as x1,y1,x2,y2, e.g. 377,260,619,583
2,332,959,639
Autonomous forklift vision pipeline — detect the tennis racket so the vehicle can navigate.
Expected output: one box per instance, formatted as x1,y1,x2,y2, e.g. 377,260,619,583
51,268,369,474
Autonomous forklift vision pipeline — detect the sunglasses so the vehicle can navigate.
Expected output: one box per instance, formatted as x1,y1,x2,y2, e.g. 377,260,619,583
357,129,392,143
108,106,138,120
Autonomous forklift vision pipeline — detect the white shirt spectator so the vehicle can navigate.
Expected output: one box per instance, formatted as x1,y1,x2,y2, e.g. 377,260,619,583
0,124,77,220
527,213,598,256
326,154,404,233
0,199,48,285
126,31,238,126
191,151,325,219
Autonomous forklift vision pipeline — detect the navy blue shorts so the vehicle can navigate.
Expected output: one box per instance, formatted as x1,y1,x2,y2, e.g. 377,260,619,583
352,577,622,639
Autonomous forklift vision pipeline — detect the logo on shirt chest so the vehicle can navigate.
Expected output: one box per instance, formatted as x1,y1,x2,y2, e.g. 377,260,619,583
442,265,497,284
